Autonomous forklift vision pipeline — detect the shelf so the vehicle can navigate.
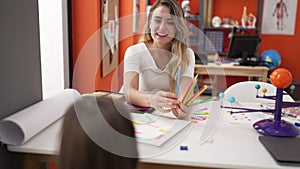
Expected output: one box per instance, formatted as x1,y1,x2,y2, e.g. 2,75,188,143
204,26,258,31
188,0,263,58
186,15,200,21
186,15,198,20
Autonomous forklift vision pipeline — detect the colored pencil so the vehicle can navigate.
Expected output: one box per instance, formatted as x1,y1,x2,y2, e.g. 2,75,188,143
181,78,194,103
175,67,181,96
182,74,198,104
185,85,208,105
187,97,215,107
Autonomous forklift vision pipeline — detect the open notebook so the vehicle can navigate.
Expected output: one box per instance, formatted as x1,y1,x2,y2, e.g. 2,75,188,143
130,112,191,147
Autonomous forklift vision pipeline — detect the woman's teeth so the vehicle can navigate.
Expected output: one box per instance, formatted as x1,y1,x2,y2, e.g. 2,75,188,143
157,32,168,37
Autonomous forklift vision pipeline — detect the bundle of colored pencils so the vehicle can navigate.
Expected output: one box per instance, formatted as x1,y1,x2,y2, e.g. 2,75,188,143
181,74,214,107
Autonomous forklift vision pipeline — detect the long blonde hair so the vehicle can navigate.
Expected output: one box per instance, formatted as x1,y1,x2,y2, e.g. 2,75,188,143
140,0,190,92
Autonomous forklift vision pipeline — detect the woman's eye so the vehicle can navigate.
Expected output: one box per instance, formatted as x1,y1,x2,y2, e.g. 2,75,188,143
168,22,175,25
154,19,162,24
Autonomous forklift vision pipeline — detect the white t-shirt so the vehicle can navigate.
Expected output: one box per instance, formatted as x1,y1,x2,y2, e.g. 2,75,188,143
123,43,195,92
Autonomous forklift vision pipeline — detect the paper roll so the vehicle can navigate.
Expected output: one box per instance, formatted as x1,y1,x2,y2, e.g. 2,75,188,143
0,89,81,145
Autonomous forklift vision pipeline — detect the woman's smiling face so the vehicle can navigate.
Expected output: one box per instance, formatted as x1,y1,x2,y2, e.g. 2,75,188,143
149,5,176,47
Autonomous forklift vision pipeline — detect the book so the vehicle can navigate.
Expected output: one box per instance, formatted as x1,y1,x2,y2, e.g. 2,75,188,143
131,113,191,147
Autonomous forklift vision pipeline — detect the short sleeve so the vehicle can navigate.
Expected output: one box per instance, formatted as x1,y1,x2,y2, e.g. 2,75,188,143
123,45,141,74
181,48,195,78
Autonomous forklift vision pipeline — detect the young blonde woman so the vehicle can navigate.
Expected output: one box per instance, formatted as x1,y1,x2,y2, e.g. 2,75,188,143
123,0,195,118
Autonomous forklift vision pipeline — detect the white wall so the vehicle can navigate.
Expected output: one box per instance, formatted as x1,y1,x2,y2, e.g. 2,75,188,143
38,0,69,99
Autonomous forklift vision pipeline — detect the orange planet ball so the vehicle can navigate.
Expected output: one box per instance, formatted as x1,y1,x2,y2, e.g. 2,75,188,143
270,68,292,89
262,88,267,93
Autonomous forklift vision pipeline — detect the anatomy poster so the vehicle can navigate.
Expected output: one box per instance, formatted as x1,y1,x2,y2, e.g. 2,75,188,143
262,0,298,35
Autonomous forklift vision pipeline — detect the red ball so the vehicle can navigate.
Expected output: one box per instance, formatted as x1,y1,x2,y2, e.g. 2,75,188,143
270,68,292,88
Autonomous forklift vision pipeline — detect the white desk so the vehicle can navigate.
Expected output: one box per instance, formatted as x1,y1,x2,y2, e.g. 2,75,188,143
7,101,300,169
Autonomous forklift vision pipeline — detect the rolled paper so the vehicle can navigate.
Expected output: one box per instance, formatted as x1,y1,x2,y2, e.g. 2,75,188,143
0,89,81,145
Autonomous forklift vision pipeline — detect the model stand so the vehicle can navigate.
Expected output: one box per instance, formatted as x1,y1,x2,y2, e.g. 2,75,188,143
220,68,300,137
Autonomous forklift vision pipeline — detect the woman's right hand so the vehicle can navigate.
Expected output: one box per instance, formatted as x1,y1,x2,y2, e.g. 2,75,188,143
171,101,192,120
148,91,179,113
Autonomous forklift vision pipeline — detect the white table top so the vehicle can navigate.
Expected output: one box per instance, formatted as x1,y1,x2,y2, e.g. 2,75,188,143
7,101,300,169
139,120,298,169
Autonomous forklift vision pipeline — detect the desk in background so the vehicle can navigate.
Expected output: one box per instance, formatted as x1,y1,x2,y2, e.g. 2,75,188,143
194,63,269,96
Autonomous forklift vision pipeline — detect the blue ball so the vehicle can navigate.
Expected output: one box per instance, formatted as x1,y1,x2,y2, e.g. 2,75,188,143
218,92,225,98
255,84,261,90
228,96,236,103
261,50,281,69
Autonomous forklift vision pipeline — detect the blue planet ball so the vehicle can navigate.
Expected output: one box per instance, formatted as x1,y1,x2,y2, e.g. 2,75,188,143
218,92,225,98
255,84,261,90
261,49,281,69
228,96,235,103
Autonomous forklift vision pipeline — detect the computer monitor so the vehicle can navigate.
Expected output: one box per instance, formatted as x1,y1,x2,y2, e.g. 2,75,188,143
227,34,261,66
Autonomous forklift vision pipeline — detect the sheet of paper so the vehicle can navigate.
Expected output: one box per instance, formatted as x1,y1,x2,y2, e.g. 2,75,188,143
228,112,267,124
224,102,269,124
131,113,191,146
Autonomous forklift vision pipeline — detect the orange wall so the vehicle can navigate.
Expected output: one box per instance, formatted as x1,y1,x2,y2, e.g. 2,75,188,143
71,0,146,94
71,0,100,94
71,0,300,93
